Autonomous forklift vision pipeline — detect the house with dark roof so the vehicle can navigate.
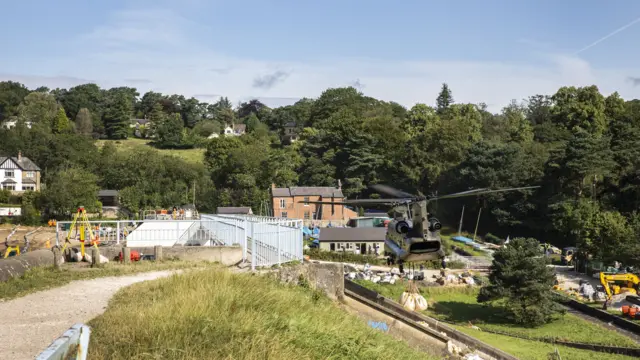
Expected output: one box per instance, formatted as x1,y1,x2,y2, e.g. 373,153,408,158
0,152,41,192
318,227,386,256
217,207,253,215
270,182,358,225
282,122,300,144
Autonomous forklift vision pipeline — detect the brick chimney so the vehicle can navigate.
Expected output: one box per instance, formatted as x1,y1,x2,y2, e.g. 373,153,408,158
17,151,21,161
271,183,276,189
337,179,342,190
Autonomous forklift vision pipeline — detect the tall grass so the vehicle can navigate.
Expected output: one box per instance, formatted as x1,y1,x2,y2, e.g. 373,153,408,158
87,268,438,360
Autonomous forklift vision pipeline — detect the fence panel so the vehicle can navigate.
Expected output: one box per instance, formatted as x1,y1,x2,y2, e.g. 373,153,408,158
55,215,302,269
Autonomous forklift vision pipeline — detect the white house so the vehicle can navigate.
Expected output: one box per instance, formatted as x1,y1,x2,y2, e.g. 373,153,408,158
223,124,246,137
0,152,41,192
2,119,32,129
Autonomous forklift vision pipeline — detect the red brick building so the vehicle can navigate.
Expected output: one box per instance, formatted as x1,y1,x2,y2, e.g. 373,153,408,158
270,183,358,225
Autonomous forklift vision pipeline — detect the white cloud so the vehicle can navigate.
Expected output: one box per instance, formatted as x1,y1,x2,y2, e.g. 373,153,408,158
3,5,640,113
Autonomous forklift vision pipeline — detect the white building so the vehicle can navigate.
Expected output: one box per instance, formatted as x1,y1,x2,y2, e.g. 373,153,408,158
2,119,32,129
223,124,246,136
0,152,41,192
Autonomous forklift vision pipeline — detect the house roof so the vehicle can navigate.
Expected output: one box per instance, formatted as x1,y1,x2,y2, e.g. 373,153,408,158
1,179,16,184
272,186,344,198
98,190,119,197
233,124,246,132
217,206,252,214
0,156,41,171
22,179,36,184
132,118,150,125
284,122,297,127
318,227,387,242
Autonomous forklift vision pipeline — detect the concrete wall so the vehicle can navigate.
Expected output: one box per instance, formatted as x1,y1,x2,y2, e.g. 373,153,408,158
100,245,243,266
0,249,59,282
274,262,345,301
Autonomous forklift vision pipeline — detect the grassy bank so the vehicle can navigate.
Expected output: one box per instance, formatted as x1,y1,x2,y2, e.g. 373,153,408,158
356,280,639,360
0,260,213,300
95,138,205,164
87,268,438,360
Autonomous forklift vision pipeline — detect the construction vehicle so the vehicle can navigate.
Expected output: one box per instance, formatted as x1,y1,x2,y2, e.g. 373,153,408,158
561,247,577,265
3,226,46,258
599,272,640,310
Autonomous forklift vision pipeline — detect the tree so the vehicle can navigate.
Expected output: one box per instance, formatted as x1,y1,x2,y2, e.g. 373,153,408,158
478,237,564,326
155,113,184,148
16,91,59,126
102,91,133,139
0,81,30,121
42,167,101,217
436,83,454,115
52,108,72,134
75,108,93,137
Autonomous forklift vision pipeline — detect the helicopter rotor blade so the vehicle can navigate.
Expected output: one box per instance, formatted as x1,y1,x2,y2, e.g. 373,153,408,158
299,199,411,205
432,186,540,201
370,184,417,199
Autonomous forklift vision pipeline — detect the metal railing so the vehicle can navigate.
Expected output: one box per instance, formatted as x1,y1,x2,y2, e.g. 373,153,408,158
203,214,303,269
56,214,304,270
37,323,90,360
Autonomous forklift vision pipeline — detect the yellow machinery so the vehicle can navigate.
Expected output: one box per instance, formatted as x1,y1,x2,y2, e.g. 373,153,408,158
599,272,640,309
3,225,21,258
3,226,45,258
561,247,576,265
60,207,99,260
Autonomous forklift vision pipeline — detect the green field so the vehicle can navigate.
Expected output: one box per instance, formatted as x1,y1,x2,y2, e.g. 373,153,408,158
87,268,437,360
356,280,639,360
95,138,205,164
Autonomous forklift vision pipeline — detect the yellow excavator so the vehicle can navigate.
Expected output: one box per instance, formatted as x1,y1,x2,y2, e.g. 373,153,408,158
599,272,640,310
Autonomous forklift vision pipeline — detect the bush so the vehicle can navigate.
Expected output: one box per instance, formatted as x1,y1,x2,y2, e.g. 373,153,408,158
484,232,503,245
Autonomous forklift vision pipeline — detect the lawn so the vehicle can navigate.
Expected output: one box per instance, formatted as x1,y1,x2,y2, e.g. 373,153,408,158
0,260,213,300
355,280,639,360
95,138,205,164
86,268,438,360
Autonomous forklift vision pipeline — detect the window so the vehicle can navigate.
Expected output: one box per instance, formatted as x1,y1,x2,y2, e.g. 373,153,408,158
3,184,15,191
279,199,286,208
5,170,14,178
330,243,335,251
22,185,35,191
281,211,288,218
303,196,309,206
304,211,310,220
26,171,35,178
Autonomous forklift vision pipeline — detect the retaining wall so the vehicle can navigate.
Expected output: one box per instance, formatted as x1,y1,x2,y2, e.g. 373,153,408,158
0,250,59,282
100,246,243,266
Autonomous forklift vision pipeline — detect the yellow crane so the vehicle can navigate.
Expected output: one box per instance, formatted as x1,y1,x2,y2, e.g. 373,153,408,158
599,272,640,310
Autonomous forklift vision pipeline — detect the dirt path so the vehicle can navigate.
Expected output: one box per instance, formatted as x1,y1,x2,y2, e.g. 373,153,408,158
0,270,182,360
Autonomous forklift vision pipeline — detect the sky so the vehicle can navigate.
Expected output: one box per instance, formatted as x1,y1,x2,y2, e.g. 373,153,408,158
1,0,640,112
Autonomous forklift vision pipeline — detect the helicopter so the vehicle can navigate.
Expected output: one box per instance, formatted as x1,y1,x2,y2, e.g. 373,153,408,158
300,184,540,271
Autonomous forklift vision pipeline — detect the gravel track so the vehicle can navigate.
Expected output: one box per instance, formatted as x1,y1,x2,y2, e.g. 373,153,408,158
0,270,181,360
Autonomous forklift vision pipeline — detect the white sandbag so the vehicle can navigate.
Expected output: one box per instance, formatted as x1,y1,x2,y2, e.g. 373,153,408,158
83,253,92,263
99,254,109,263
363,274,371,281
371,275,381,283
415,294,428,311
390,278,396,285
348,272,356,279
400,291,410,305
75,252,83,262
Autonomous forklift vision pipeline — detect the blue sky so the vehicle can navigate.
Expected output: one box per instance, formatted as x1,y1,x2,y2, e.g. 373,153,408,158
1,0,640,111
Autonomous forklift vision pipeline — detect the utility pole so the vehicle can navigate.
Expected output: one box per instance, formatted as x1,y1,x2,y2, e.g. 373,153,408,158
192,181,196,205
458,205,465,236
473,207,482,242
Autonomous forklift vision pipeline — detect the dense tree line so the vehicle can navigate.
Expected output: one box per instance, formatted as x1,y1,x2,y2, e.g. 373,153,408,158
1,80,639,266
